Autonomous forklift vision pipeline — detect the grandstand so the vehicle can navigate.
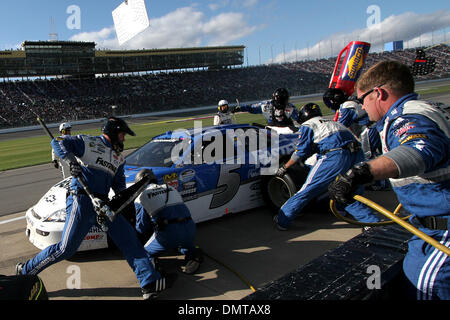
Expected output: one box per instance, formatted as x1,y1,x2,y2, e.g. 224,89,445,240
0,41,245,78
0,41,448,129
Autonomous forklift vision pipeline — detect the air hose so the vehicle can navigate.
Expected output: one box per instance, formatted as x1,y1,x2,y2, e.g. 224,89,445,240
200,248,256,292
330,196,450,256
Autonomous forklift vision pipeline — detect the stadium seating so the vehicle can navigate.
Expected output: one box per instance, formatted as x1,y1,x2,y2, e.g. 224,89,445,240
0,44,448,129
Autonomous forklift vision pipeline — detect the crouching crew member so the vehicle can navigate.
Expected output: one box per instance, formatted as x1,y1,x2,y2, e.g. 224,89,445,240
134,169,203,275
274,103,380,230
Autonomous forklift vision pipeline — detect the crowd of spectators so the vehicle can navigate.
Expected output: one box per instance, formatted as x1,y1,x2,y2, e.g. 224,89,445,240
0,44,448,129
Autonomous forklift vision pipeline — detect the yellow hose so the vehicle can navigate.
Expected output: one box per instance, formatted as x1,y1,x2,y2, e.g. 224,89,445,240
202,250,256,292
330,196,449,256
329,199,409,226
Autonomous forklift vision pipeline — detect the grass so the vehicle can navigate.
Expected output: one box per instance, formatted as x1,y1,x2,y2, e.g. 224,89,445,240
416,84,450,96
1,81,445,172
0,101,330,172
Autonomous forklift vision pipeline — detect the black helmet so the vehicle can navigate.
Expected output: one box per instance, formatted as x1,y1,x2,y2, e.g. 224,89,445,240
102,117,135,152
298,103,322,124
323,88,348,111
135,168,157,184
272,88,289,110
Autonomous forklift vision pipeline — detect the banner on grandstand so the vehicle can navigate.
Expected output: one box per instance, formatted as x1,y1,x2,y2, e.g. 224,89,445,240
112,0,150,46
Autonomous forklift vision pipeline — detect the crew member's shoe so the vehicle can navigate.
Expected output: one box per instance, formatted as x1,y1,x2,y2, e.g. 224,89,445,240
182,248,204,275
273,215,288,231
15,262,24,275
141,273,178,300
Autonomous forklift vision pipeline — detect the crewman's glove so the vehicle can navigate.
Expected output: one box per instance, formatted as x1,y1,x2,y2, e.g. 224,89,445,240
92,198,115,223
70,162,82,177
53,160,59,169
328,162,374,204
231,106,240,113
276,164,287,177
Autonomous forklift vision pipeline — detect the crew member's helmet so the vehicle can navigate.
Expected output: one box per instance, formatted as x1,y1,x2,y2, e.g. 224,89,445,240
59,122,72,135
322,88,348,111
272,88,289,110
298,103,322,124
218,100,229,113
102,117,135,153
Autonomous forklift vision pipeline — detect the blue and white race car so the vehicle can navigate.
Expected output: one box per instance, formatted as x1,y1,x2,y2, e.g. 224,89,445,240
25,123,308,251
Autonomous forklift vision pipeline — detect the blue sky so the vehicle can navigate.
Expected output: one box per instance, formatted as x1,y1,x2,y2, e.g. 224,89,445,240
0,0,449,65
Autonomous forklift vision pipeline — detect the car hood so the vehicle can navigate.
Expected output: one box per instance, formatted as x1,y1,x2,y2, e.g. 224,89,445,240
31,180,69,220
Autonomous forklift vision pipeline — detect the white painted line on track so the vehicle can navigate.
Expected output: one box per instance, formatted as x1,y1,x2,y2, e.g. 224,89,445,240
0,215,25,225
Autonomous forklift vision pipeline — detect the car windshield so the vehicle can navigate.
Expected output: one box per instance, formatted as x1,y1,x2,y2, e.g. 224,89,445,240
126,139,183,167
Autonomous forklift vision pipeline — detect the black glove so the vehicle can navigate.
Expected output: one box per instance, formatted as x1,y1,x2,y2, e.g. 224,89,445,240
232,106,240,114
70,162,82,177
328,162,374,204
53,160,59,169
276,164,287,177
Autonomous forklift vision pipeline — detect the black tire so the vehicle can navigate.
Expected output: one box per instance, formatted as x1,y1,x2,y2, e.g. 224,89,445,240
262,173,298,211
261,161,309,212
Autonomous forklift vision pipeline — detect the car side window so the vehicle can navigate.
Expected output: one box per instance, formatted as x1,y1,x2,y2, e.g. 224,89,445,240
192,133,235,165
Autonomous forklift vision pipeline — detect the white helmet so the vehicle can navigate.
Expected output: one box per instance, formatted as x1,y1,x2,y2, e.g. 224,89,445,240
218,100,229,113
59,122,72,134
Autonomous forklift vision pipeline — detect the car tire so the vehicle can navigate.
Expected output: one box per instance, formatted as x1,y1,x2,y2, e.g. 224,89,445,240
261,162,309,212
262,173,297,211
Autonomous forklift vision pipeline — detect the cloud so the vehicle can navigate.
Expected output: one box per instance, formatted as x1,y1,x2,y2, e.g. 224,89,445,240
70,5,258,49
272,9,450,63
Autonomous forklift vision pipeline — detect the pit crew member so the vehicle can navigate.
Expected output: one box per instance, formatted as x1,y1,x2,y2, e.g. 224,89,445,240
274,103,380,230
16,117,176,300
214,99,235,125
234,88,299,131
134,169,203,275
51,122,72,179
328,60,449,300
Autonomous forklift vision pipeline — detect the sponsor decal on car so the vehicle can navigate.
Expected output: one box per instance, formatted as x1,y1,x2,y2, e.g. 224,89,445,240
180,169,195,182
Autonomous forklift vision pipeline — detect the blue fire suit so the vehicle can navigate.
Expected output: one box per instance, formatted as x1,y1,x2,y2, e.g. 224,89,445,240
339,100,388,190
276,116,381,229
134,183,197,261
240,100,299,127
377,93,449,300
338,100,382,160
20,134,160,288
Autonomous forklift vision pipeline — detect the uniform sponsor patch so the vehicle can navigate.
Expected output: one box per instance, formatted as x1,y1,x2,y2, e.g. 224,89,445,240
400,134,428,144
394,122,415,137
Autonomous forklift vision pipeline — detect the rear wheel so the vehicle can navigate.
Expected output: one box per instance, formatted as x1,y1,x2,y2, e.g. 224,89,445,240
263,174,297,210
262,162,309,212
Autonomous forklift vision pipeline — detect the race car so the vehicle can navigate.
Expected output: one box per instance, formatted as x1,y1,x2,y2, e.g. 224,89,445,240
25,123,308,251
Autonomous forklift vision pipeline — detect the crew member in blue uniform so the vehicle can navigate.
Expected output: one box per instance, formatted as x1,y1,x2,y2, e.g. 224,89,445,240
274,103,380,230
329,60,450,300
133,169,203,275
323,88,382,161
16,117,176,300
235,88,299,131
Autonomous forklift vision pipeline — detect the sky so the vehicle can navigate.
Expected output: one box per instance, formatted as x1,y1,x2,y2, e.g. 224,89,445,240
0,0,449,66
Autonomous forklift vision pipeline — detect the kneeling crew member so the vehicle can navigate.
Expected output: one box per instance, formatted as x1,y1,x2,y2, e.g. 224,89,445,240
134,169,203,275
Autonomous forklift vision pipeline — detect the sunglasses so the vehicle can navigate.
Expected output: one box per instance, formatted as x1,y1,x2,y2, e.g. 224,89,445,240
356,84,384,104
